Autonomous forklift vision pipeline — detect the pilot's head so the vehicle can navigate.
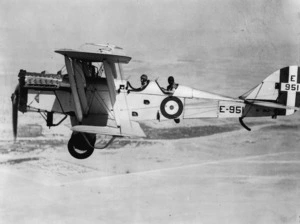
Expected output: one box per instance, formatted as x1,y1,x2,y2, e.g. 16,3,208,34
168,76,174,85
141,74,148,85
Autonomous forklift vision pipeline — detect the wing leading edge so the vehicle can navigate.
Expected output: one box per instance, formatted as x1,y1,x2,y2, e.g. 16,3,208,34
55,49,131,64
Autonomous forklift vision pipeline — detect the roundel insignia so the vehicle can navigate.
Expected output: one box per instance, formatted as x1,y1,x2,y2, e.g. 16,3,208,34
160,96,183,119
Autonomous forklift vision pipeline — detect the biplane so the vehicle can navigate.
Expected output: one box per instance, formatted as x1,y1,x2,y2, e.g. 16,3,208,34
11,43,300,159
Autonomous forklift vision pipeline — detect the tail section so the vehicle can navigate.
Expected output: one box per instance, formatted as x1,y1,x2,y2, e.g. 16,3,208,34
240,65,300,117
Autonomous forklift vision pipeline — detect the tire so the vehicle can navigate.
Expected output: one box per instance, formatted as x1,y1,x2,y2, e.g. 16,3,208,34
67,133,95,159
160,96,183,119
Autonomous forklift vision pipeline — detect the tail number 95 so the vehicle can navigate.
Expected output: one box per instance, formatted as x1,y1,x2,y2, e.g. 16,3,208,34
219,105,243,114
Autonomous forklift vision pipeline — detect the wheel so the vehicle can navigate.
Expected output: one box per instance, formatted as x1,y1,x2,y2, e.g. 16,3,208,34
67,133,96,159
160,96,183,119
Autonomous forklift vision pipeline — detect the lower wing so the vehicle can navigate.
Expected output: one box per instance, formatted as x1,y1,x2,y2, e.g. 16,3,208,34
71,121,146,138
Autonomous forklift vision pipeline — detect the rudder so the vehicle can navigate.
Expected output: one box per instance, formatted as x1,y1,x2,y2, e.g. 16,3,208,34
240,65,300,116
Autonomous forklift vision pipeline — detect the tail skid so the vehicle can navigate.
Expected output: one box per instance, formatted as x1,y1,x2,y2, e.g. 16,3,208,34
239,117,251,131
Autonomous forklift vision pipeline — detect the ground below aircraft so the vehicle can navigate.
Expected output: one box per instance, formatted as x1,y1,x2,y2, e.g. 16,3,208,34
11,43,300,159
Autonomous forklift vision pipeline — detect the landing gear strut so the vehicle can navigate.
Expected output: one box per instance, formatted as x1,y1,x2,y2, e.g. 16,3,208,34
68,132,96,159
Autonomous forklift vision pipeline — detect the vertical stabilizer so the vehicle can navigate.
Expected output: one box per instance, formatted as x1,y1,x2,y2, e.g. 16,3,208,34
241,66,300,116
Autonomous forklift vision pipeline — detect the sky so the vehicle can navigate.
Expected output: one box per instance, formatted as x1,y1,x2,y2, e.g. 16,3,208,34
1,0,300,95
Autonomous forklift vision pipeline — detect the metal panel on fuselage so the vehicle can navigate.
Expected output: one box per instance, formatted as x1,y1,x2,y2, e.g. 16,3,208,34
27,89,74,113
124,92,166,121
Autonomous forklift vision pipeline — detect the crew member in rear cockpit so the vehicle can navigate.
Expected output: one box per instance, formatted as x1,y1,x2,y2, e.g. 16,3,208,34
166,76,178,93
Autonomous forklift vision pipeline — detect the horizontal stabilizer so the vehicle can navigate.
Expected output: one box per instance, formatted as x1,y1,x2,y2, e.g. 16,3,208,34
246,100,300,111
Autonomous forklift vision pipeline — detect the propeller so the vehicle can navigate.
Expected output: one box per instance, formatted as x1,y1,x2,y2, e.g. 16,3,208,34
11,84,20,141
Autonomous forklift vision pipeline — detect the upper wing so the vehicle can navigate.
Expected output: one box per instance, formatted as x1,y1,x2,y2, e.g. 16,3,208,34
55,49,131,64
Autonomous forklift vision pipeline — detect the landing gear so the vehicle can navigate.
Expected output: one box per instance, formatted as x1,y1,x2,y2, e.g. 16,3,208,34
68,132,96,159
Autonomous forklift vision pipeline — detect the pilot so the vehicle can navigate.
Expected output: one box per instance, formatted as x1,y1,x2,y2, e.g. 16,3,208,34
127,74,150,92
166,76,178,93
140,74,149,89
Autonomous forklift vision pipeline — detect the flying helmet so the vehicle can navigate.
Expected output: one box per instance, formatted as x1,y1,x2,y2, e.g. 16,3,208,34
141,74,148,83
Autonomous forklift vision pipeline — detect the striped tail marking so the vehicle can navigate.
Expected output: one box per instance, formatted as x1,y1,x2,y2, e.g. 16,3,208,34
278,66,300,115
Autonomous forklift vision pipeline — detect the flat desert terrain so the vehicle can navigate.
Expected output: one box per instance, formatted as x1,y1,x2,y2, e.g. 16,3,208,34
1,94,300,223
